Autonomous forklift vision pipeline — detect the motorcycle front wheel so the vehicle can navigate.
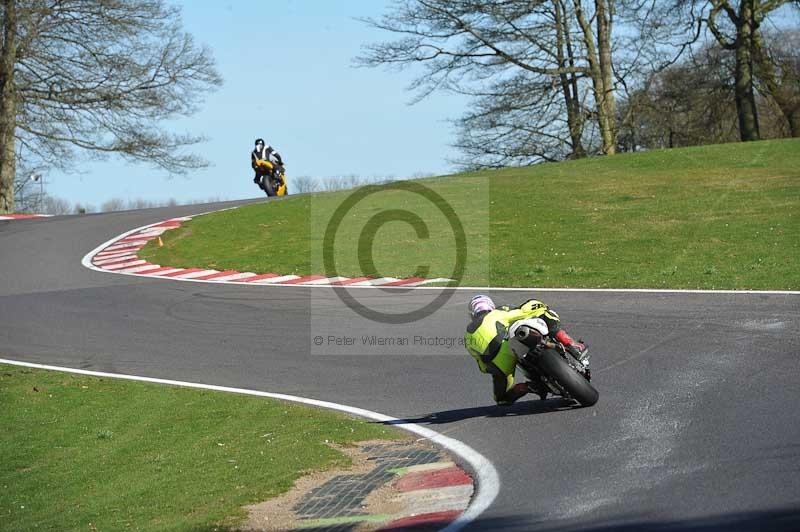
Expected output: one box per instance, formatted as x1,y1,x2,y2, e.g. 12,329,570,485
264,178,278,197
538,348,599,407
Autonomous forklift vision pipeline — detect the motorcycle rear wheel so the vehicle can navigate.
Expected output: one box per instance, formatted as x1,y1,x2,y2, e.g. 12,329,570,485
538,348,599,406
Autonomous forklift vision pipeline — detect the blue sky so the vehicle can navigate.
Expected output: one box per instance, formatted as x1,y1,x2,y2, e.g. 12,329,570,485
45,1,467,208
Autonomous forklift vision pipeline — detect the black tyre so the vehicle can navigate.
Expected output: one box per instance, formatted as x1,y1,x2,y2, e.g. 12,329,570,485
537,348,599,406
264,178,277,197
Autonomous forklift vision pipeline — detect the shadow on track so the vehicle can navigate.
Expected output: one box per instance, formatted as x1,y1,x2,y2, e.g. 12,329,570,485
463,507,800,532
186,507,800,531
383,397,579,426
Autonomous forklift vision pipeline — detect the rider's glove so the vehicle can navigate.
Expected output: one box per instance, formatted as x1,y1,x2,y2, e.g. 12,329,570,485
567,342,589,361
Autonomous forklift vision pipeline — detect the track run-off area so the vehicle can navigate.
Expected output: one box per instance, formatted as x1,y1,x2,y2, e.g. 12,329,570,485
2,200,799,531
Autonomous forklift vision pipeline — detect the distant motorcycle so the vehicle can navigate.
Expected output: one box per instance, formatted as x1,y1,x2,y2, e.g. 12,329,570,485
511,323,599,406
254,159,288,197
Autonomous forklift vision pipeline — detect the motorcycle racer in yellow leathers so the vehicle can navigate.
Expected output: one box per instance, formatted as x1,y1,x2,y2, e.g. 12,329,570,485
464,295,588,406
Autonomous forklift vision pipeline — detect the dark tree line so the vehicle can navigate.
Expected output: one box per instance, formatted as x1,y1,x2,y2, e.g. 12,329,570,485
619,28,799,151
700,0,797,140
360,0,799,168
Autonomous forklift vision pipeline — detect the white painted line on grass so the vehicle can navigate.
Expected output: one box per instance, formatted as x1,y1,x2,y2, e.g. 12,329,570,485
0,357,499,532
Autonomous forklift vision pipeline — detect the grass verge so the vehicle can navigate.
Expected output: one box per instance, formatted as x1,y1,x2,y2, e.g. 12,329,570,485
0,363,398,531
141,139,800,290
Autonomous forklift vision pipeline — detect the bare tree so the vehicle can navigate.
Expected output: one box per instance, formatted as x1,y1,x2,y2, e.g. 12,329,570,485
72,202,94,214
698,0,794,141
100,197,126,212
617,33,795,149
127,198,156,210
358,0,623,166
321,176,348,192
618,43,739,149
452,72,588,167
11,170,42,212
0,0,222,213
754,28,800,136
346,174,370,189
292,176,319,193
41,194,69,214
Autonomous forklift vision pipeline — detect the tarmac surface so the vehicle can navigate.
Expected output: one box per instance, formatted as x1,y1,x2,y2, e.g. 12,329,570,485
2,200,799,531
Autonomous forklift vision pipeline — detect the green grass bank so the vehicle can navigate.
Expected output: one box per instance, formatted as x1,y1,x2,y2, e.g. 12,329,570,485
0,364,398,531
141,139,800,290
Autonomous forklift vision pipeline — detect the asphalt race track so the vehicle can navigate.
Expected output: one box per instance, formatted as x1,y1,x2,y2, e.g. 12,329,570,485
2,202,800,531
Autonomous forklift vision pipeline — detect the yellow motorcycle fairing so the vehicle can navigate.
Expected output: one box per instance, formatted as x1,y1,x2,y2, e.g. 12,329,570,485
255,159,287,196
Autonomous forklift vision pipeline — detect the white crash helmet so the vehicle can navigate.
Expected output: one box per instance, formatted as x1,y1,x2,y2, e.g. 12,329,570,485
467,294,495,319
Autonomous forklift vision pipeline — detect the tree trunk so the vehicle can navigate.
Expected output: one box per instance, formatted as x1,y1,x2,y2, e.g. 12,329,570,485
574,0,617,155
734,0,760,141
753,31,800,138
555,0,586,158
0,0,18,214
788,112,800,138
595,0,617,154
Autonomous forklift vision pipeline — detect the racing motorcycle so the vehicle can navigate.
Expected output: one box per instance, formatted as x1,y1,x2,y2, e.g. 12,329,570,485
254,159,288,197
509,319,599,407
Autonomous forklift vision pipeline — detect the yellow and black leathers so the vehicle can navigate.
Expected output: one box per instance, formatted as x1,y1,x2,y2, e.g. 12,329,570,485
464,299,562,404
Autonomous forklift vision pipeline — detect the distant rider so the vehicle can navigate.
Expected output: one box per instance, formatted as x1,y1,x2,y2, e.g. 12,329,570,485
251,138,284,187
464,295,588,406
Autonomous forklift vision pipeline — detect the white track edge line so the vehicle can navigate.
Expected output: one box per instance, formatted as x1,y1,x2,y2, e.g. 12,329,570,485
0,357,498,532
81,211,800,295
80,206,239,274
